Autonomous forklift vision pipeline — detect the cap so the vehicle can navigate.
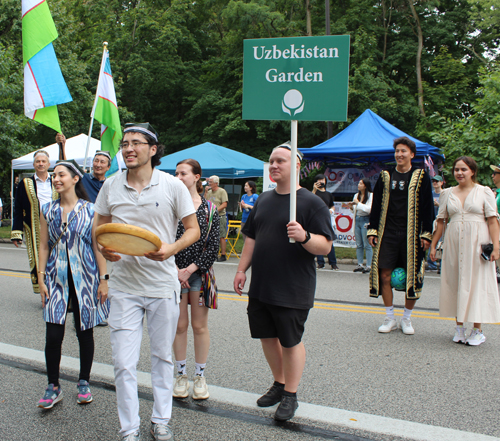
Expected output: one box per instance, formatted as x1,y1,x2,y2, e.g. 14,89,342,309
431,175,443,182
94,150,111,160
123,122,158,142
490,165,500,173
55,159,84,178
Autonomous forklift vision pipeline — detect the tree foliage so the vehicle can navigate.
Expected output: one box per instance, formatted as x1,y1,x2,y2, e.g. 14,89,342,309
1,0,499,202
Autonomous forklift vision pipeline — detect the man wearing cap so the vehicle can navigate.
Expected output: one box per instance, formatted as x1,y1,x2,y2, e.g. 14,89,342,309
234,145,334,422
11,150,57,293
93,122,200,441
82,151,112,203
427,175,444,271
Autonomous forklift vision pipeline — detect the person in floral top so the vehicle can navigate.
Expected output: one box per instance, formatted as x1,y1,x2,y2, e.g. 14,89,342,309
173,159,220,400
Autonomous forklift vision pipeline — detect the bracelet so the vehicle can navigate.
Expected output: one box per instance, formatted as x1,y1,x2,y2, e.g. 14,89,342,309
237,271,245,274
38,271,46,275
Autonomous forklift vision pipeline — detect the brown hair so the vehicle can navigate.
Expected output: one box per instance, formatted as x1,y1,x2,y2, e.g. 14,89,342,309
453,156,478,183
176,158,203,193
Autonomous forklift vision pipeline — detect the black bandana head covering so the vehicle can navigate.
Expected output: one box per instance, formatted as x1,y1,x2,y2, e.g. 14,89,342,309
123,122,158,142
55,159,84,178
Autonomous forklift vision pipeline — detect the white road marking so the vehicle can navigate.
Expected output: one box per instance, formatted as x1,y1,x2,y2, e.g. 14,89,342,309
0,341,496,441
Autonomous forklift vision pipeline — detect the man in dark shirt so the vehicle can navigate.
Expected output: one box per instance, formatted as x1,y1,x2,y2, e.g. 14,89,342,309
234,146,333,422
368,136,434,335
81,151,111,203
312,173,339,270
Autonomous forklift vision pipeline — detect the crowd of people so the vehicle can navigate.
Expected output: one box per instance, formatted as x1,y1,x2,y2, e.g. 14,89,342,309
9,126,500,440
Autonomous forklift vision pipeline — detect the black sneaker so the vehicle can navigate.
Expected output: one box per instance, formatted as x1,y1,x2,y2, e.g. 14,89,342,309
274,394,298,421
217,255,227,262
316,264,325,269
353,265,364,272
256,383,284,407
331,264,339,270
362,266,371,274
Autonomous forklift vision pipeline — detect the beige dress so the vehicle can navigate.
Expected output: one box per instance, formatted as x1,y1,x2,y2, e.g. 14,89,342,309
438,185,500,323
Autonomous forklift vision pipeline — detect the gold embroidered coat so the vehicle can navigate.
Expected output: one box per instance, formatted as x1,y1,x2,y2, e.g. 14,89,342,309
11,176,56,293
367,168,434,299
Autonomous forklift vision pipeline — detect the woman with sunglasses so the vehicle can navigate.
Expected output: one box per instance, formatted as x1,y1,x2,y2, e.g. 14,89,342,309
430,156,500,346
37,160,109,409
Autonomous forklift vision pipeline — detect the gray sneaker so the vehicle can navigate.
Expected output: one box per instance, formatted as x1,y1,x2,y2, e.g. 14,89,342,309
122,432,140,441
151,422,173,441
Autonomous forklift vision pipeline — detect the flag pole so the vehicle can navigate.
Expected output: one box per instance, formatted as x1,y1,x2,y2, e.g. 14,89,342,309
83,41,108,172
289,120,298,243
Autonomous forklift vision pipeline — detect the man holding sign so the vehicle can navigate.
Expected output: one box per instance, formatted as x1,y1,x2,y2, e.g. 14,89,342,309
233,145,333,421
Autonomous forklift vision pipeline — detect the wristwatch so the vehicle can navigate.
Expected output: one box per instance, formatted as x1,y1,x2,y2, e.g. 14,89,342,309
100,274,110,280
299,231,311,244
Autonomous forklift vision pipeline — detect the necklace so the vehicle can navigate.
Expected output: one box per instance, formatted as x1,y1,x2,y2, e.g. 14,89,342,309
396,165,412,174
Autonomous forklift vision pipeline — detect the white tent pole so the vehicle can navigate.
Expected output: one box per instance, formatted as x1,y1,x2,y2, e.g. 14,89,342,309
289,120,298,243
10,165,13,227
84,42,108,172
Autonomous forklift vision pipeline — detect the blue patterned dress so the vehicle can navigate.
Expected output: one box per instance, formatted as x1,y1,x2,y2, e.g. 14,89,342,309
42,199,109,330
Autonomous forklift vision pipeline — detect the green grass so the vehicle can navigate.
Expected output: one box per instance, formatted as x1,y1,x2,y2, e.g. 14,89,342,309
0,225,11,239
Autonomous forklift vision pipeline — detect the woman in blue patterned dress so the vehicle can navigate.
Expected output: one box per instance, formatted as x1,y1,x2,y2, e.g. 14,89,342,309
36,160,110,409
173,159,220,401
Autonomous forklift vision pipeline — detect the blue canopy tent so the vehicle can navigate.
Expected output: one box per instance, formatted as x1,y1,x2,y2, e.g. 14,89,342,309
158,142,264,178
299,109,444,164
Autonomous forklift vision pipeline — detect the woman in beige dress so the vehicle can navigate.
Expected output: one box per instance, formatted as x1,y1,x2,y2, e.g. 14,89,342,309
430,156,500,346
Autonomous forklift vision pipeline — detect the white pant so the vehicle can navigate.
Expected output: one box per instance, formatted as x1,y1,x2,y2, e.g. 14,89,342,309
108,288,180,436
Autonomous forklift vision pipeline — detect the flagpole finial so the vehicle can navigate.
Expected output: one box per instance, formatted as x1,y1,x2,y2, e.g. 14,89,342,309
103,41,108,48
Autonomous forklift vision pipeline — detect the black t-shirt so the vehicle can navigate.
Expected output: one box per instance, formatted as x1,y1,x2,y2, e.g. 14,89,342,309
314,190,334,209
386,169,411,231
242,188,334,310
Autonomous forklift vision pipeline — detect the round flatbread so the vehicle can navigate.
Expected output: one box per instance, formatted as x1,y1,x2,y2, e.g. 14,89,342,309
95,223,162,256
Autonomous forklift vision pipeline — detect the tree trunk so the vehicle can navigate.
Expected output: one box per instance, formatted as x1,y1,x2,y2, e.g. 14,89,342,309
306,0,312,36
407,0,425,117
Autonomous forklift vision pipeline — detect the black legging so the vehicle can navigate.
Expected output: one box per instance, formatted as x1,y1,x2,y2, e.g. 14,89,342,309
45,265,94,387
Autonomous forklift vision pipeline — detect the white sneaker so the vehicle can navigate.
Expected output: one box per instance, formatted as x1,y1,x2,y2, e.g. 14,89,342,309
192,375,209,400
151,422,173,441
452,326,466,343
173,374,189,398
378,316,398,333
400,317,415,335
466,328,486,346
122,432,140,441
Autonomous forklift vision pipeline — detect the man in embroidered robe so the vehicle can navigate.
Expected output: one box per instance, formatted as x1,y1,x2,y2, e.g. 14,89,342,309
367,136,434,335
11,150,56,293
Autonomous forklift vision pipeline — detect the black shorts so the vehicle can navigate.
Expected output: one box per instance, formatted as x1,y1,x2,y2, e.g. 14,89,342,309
378,229,408,269
247,297,310,348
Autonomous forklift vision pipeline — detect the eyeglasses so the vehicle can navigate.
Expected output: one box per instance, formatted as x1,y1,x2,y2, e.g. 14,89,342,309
492,172,500,176
120,141,149,149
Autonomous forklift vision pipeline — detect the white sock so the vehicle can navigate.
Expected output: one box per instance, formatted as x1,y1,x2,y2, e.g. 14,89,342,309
195,362,206,377
385,306,395,319
175,360,186,376
403,307,412,320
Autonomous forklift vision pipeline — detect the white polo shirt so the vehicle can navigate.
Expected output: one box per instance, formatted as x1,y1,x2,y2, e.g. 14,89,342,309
35,174,52,207
94,168,195,298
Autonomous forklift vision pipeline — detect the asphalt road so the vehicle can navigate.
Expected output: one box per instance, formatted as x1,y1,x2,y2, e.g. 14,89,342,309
1,243,499,441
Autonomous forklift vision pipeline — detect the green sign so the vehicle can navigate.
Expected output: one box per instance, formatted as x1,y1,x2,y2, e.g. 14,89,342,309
243,35,350,121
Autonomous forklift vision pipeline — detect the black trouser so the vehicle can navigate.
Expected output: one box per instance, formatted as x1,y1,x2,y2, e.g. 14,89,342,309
45,266,94,387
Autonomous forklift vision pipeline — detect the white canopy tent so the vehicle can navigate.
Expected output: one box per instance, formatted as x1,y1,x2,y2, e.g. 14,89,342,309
9,134,101,221
12,134,101,170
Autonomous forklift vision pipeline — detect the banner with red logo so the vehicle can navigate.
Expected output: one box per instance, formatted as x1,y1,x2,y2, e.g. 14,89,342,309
332,202,356,247
325,165,382,194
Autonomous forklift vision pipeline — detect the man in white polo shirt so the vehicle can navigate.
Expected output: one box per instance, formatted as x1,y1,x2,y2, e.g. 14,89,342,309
93,123,200,441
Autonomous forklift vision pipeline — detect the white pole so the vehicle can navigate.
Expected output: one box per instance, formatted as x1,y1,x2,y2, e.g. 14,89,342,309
10,165,14,227
289,120,298,243
83,41,108,172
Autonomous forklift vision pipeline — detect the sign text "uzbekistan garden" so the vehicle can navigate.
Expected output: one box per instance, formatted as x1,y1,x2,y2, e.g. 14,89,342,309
243,36,350,121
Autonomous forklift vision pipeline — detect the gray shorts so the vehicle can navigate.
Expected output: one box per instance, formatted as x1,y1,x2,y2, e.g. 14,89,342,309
180,272,203,294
